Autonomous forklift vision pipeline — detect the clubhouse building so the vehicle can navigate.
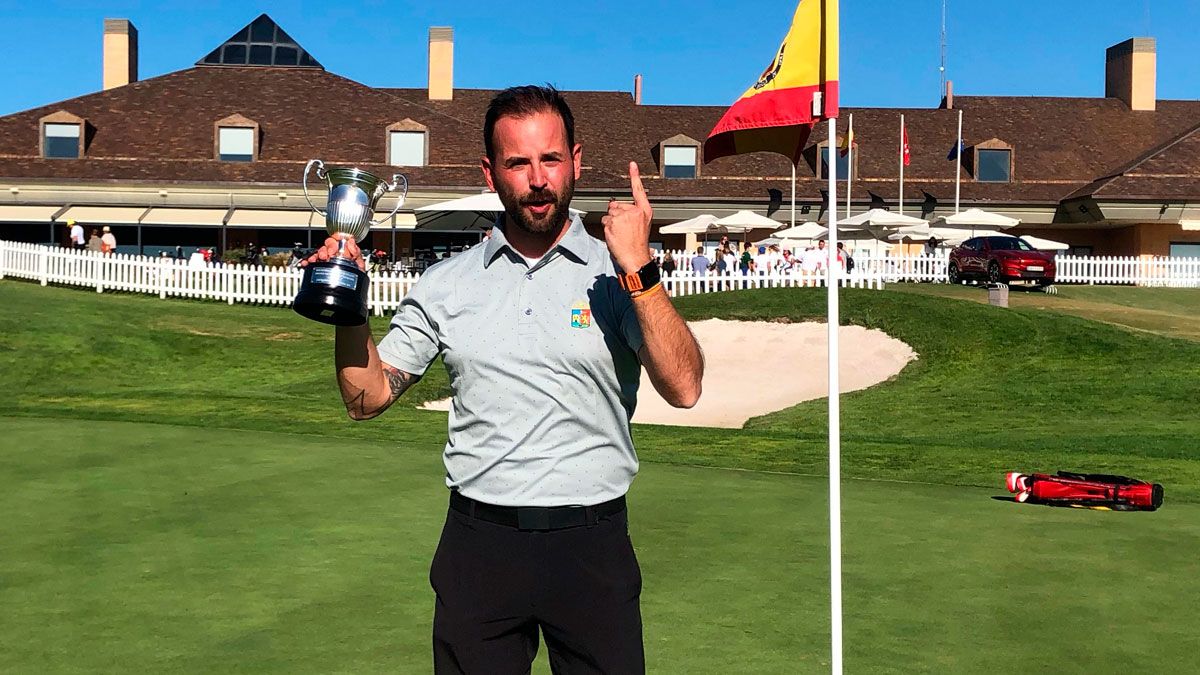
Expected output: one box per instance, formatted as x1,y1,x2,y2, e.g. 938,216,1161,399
1,15,1199,259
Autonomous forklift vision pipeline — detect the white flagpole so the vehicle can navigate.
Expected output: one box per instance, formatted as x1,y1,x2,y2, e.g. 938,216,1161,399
954,108,963,213
899,114,905,216
826,115,843,675
845,113,853,219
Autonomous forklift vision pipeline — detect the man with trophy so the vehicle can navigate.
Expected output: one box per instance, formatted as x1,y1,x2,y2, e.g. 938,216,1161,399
300,85,704,673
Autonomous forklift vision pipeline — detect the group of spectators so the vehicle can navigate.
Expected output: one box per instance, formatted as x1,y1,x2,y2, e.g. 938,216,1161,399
657,235,853,277
66,220,117,254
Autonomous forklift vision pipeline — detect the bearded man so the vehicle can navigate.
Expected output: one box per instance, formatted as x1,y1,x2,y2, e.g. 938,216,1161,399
307,85,703,673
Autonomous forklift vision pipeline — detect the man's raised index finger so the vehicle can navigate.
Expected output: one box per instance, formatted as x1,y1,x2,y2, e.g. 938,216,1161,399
629,161,650,208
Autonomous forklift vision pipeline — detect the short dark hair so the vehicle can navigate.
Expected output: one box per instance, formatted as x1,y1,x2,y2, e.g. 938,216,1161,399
483,85,575,161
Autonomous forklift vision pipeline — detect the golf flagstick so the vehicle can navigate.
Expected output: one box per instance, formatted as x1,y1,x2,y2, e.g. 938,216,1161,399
827,115,843,675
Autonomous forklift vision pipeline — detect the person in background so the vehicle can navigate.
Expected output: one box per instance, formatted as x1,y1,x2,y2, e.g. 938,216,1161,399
836,241,852,272
67,220,85,250
753,246,771,275
100,226,117,254
661,250,677,275
923,237,940,257
739,242,754,275
86,228,102,253
690,246,710,276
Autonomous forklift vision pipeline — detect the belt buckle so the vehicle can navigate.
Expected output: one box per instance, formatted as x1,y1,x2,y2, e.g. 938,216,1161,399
516,507,552,531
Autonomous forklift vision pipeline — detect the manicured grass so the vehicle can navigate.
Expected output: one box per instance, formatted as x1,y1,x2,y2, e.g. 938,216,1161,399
3,280,1199,501
3,278,1200,672
890,282,1200,341
3,417,1198,674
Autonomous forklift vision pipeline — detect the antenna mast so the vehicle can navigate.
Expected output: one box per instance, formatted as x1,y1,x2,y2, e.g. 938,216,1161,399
940,0,948,99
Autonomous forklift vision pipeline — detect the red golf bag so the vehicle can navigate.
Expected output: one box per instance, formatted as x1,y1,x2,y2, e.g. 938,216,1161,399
1005,471,1163,511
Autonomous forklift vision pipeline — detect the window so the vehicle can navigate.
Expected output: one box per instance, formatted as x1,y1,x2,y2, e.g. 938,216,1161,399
218,127,254,162
43,123,81,158
663,146,697,178
977,149,1011,182
819,147,853,179
1169,243,1200,257
989,237,1034,251
389,131,426,166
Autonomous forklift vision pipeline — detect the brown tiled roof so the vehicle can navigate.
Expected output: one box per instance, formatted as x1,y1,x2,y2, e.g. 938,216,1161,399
1065,119,1200,200
2,69,1199,209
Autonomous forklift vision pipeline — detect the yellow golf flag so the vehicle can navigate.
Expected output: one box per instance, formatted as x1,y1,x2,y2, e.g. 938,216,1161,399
704,0,839,164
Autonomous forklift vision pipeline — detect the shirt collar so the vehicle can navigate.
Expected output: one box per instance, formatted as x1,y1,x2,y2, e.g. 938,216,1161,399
484,213,591,268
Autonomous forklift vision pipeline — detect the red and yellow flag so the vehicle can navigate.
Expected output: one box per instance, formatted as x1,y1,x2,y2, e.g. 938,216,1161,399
704,0,839,165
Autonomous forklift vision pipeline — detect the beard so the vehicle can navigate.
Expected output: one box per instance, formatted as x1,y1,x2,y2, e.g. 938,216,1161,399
496,175,574,235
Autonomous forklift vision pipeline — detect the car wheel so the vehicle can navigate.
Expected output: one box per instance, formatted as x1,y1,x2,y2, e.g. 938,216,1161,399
948,263,961,285
988,261,1003,284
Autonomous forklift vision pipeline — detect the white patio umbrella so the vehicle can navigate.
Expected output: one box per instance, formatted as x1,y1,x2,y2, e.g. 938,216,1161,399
714,210,781,231
773,221,827,240
416,191,585,230
658,214,720,234
887,226,1004,245
838,208,927,230
1020,235,1070,251
931,207,1020,230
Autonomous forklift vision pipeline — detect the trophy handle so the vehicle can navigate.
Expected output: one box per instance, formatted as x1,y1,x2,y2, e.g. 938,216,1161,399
302,159,328,217
370,174,410,227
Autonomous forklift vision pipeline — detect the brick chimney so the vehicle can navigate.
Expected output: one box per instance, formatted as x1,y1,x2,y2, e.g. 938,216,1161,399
633,74,643,105
1106,37,1156,111
103,18,138,90
428,27,453,101
943,80,954,109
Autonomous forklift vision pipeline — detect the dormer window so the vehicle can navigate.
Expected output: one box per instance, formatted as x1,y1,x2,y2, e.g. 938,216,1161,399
213,114,259,162
658,134,701,179
39,111,86,159
663,146,698,178
386,120,428,167
973,138,1013,183
43,124,81,159
977,149,1012,182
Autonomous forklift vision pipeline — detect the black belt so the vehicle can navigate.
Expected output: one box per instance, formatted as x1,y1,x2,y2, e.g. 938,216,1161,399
449,491,626,531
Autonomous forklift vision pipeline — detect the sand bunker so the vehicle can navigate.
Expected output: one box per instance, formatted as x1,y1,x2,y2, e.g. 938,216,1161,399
419,319,916,429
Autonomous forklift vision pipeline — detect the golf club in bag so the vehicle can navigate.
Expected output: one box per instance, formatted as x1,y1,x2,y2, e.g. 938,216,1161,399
1005,471,1163,511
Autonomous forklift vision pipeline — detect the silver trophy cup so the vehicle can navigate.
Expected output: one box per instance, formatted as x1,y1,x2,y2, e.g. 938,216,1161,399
293,159,408,326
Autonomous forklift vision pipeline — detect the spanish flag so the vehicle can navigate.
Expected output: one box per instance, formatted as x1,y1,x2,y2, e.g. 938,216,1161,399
704,0,839,165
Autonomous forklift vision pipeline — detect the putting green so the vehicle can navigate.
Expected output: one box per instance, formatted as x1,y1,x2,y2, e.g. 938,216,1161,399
3,417,1196,673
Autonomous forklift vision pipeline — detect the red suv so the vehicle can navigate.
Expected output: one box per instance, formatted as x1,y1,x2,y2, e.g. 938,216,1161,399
948,236,1056,286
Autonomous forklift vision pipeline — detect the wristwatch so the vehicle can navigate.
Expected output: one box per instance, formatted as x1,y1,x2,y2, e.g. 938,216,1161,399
617,260,661,294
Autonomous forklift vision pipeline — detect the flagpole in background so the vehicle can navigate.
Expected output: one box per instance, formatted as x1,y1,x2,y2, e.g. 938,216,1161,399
899,114,905,216
844,113,853,218
954,108,963,213
826,112,843,675
700,1,841,669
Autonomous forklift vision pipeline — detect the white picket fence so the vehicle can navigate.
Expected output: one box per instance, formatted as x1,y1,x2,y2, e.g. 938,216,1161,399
0,239,886,315
6,240,1197,312
663,247,1200,288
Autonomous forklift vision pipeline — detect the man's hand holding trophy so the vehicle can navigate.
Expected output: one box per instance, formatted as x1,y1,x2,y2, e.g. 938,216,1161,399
293,159,408,326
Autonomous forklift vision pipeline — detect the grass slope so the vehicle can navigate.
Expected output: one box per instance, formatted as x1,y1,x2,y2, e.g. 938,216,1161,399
3,417,1198,674
3,280,1199,500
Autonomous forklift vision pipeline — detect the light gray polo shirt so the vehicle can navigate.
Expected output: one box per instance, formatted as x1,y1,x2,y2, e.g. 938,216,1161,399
377,215,644,507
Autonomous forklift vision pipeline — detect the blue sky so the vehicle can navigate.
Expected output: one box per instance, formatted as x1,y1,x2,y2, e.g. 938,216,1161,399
1,0,1196,116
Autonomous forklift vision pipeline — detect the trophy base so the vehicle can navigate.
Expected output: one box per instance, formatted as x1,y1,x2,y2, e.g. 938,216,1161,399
293,258,370,326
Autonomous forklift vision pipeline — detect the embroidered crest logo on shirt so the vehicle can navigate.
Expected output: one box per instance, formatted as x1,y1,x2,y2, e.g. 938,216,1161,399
570,302,592,329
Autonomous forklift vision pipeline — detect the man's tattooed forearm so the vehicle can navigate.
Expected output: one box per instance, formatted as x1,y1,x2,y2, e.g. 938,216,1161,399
342,367,420,420
385,367,419,398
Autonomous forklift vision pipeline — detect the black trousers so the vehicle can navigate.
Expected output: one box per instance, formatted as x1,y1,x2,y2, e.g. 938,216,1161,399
430,500,644,674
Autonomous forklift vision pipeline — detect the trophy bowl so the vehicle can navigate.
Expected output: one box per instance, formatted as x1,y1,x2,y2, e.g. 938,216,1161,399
293,159,408,326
